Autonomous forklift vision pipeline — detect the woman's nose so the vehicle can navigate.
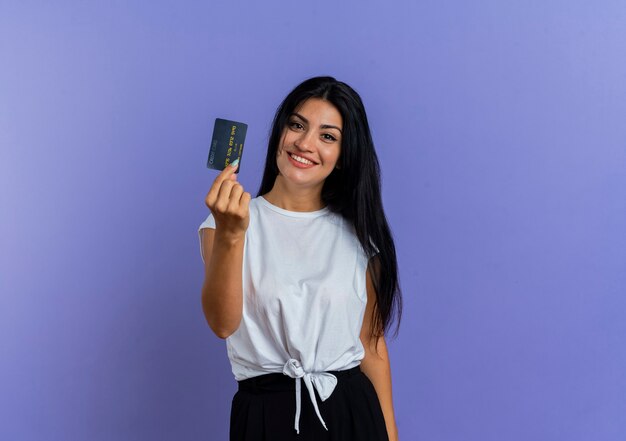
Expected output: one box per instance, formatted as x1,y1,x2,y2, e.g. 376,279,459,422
294,130,315,151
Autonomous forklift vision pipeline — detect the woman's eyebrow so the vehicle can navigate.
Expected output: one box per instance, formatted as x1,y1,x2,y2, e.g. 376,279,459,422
292,112,343,134
321,124,343,134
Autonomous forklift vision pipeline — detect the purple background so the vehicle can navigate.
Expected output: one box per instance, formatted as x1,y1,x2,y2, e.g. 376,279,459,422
2,1,625,440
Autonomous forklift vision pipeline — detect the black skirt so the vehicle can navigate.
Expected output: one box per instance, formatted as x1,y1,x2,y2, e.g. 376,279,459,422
230,365,389,441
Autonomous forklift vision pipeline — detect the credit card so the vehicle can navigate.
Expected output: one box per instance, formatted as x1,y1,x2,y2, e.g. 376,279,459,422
207,118,247,174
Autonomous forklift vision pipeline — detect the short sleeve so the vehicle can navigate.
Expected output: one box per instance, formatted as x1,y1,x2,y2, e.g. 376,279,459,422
198,212,216,263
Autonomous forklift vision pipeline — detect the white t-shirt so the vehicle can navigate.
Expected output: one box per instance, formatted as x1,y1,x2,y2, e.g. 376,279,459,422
198,195,373,381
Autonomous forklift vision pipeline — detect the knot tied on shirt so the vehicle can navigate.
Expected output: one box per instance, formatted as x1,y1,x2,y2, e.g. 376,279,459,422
282,358,338,434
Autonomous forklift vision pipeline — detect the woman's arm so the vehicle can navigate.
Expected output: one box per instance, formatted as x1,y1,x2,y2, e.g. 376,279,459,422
201,227,245,338
359,257,399,441
201,162,251,339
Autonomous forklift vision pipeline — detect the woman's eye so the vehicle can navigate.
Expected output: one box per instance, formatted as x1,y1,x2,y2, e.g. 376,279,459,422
322,134,337,142
289,121,303,130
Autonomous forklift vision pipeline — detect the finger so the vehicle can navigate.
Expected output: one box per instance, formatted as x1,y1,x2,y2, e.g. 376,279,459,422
227,184,245,212
214,180,237,212
238,191,252,215
214,161,239,187
207,161,240,206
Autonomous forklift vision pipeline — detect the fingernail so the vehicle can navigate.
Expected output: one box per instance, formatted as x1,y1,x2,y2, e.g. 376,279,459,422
230,158,240,168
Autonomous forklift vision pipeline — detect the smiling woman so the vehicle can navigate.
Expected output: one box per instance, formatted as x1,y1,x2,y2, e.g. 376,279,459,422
198,76,402,441
270,97,344,204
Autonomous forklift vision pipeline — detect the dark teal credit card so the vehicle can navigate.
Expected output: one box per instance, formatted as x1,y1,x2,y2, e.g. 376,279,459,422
207,118,247,174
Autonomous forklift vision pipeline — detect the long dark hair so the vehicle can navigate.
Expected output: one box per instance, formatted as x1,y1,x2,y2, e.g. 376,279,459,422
256,76,402,338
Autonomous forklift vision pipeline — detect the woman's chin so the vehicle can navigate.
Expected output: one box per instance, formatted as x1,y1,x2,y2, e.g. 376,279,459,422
278,172,324,189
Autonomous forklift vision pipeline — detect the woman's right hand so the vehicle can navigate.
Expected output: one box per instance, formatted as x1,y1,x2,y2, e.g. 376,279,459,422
205,161,251,239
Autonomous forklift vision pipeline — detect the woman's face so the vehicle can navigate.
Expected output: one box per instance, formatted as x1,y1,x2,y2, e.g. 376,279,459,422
276,98,343,190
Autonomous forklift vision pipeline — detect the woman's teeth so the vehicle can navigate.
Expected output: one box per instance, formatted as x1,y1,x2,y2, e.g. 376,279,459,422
289,152,314,165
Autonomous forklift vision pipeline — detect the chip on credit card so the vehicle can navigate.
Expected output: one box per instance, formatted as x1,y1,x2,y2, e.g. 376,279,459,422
207,118,247,174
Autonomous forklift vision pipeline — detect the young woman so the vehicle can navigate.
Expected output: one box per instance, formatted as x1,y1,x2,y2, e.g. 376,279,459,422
198,76,402,441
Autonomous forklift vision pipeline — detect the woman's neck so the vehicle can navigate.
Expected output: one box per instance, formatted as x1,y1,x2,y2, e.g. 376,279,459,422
263,177,325,212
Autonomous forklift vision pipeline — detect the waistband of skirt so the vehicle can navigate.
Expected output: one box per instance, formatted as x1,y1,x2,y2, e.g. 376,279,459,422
237,365,362,393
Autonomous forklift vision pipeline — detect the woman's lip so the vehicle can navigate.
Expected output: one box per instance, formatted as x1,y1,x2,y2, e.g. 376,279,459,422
287,152,317,168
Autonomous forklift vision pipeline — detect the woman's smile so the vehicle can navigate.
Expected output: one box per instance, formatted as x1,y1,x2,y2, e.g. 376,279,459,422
287,151,317,168
274,97,343,190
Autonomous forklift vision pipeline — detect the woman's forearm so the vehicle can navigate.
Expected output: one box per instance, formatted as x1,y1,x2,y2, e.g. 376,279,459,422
360,336,399,441
201,230,245,338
